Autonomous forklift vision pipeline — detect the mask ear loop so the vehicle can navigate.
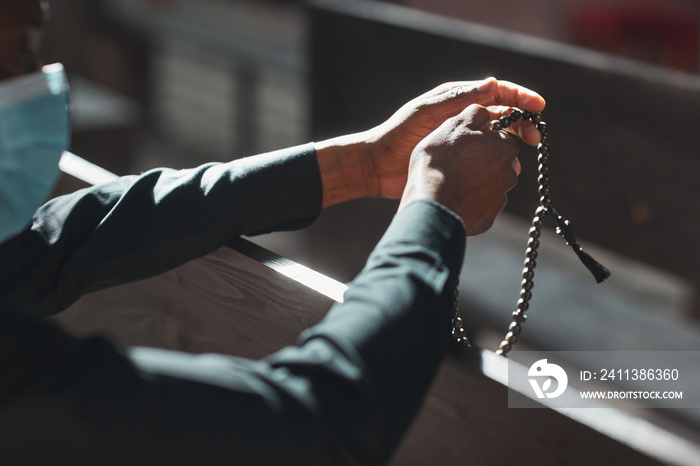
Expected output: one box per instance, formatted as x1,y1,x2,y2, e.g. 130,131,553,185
451,109,611,356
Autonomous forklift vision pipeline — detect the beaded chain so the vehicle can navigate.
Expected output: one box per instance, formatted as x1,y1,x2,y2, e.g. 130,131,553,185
451,109,610,356
451,278,469,345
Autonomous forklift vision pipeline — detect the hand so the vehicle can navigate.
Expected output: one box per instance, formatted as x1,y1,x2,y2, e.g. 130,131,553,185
314,78,545,207
398,104,519,236
366,78,545,199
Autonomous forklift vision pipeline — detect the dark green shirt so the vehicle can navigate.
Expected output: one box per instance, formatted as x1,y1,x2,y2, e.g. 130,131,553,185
0,144,465,465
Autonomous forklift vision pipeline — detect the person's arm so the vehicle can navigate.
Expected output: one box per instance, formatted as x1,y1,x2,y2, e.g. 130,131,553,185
313,77,545,205
0,144,323,316
0,78,544,318
0,85,541,466
0,200,464,466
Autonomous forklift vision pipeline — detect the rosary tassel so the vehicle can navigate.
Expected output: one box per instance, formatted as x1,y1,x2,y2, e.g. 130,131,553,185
549,208,611,284
571,243,611,284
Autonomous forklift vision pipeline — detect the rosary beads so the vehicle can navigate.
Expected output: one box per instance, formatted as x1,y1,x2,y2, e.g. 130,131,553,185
451,109,611,356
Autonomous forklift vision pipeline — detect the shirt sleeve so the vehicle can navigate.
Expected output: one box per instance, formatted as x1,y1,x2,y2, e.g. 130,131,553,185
292,200,467,460
0,143,322,316
0,200,466,466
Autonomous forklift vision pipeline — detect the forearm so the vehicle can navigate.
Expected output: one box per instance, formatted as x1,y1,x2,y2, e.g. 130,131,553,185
0,201,465,466
0,304,358,465
0,144,322,316
296,200,466,459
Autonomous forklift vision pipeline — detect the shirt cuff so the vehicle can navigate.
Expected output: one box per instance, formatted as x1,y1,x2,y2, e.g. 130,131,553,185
242,143,323,235
376,200,466,276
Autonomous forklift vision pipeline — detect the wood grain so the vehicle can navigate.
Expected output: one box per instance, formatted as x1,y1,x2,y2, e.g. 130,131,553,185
53,243,334,360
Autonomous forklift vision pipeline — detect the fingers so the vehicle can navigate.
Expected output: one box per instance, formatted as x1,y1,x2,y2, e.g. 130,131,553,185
487,105,542,146
475,77,546,113
416,79,545,145
513,157,522,176
423,77,545,113
416,81,493,122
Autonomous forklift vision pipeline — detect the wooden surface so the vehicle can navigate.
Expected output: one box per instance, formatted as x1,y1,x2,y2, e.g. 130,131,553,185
395,350,672,466
53,242,332,359
51,239,699,465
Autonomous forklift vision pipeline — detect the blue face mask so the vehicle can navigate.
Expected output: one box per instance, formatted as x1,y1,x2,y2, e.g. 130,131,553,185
0,63,70,243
